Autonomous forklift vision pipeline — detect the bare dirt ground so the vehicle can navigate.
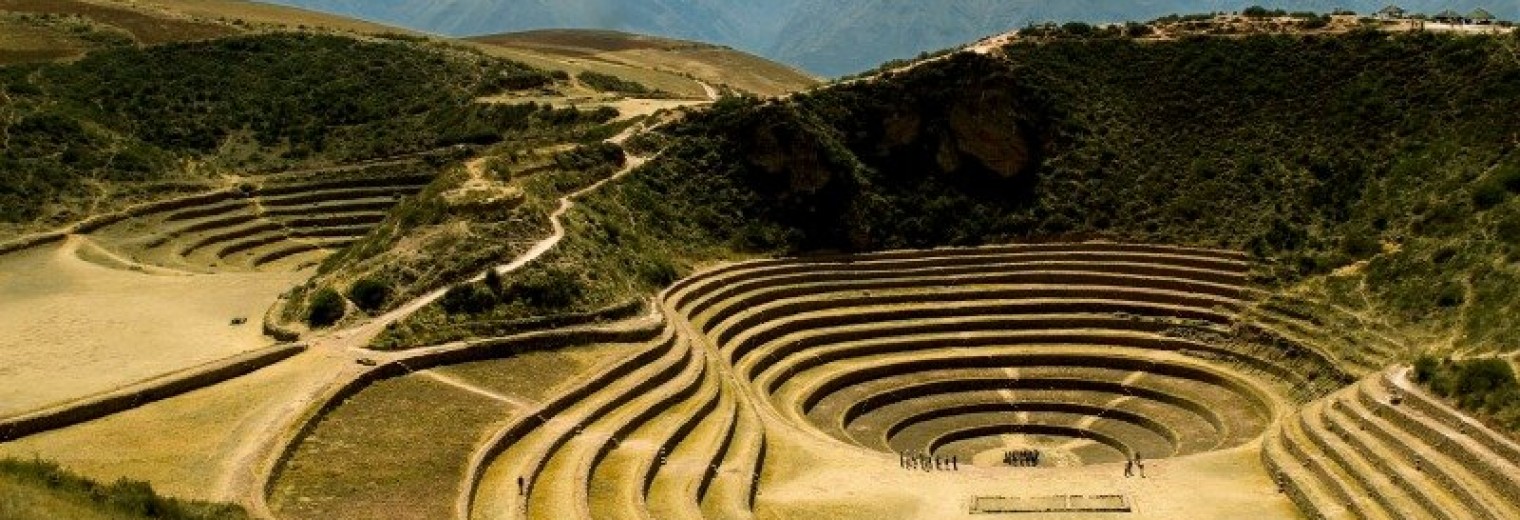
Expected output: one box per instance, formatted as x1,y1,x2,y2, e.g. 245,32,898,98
0,235,307,416
754,419,1299,519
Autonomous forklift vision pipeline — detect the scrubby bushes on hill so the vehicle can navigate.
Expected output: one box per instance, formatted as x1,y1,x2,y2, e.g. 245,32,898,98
420,31,1520,357
0,32,561,228
39,34,551,155
576,71,651,94
1414,356,1520,434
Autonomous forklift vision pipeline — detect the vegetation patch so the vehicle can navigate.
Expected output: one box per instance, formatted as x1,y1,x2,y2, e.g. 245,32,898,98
432,346,620,401
0,32,557,231
305,288,345,328
1414,355,1520,435
577,70,653,95
0,457,246,520
311,139,631,340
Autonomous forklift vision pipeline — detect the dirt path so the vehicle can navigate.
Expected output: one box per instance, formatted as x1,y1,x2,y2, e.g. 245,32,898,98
417,369,535,409
697,80,719,101
227,123,666,517
322,152,651,358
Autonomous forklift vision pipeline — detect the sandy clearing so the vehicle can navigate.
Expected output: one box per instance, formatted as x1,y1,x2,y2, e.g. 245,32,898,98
0,236,307,416
754,425,1299,520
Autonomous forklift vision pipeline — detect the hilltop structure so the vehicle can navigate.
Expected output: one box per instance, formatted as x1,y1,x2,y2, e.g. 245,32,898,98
1376,5,1408,19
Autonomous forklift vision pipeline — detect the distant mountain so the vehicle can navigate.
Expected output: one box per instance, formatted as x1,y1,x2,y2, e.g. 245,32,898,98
264,0,1520,76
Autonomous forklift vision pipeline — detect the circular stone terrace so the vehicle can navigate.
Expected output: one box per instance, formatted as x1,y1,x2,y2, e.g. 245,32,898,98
434,242,1354,520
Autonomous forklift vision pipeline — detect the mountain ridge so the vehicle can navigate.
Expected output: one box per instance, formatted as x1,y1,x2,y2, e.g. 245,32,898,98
264,0,1520,75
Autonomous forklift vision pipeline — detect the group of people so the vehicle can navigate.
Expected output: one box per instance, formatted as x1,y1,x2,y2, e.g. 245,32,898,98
1123,453,1147,478
899,451,958,471
1003,449,1042,467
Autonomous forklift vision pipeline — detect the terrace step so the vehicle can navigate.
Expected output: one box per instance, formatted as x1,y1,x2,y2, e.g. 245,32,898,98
258,185,421,207
1299,399,1410,519
854,391,1220,456
1367,371,1520,516
468,329,681,520
702,278,1247,342
648,386,740,520
588,356,722,520
517,337,692,520
1279,402,1394,520
529,339,706,520
163,197,254,222
254,173,433,197
670,243,1251,307
774,346,1273,455
682,258,1249,320
906,410,1177,463
1262,423,1357,520
700,401,763,520
1320,398,1452,518
1386,369,1520,467
749,329,1300,403
730,311,1236,377
260,197,400,218
179,221,284,256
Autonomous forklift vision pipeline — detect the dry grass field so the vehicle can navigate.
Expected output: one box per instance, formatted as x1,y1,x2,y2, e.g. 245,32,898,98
470,29,819,98
128,0,412,35
0,347,351,500
268,344,627,520
0,0,235,44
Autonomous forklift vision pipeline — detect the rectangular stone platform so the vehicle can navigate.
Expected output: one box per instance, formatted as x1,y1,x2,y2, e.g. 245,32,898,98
970,494,1131,514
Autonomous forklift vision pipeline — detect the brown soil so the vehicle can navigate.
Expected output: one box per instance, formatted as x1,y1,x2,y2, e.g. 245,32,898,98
0,236,306,416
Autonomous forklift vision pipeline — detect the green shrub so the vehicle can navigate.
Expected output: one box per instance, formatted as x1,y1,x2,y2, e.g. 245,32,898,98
441,283,497,315
1473,181,1509,209
576,71,651,94
505,267,583,309
347,278,391,312
0,32,567,227
1414,354,1440,382
1496,164,1520,194
306,288,346,327
1419,356,1520,432
484,269,504,295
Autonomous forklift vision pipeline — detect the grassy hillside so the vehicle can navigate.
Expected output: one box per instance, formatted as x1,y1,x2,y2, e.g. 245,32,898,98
0,31,563,235
0,458,245,520
383,30,1520,361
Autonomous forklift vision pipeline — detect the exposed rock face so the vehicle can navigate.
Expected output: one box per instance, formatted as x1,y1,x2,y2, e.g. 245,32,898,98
869,78,1043,183
946,88,1032,178
749,120,834,195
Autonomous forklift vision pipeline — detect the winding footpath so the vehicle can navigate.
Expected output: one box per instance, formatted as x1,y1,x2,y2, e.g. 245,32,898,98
225,125,665,518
